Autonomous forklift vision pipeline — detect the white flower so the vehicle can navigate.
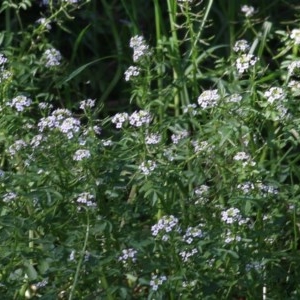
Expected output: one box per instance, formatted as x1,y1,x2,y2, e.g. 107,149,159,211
151,215,179,237
197,89,220,109
138,160,157,175
150,275,167,291
36,17,51,30
43,48,62,67
233,40,250,53
79,99,95,110
179,248,198,262
7,95,32,112
221,207,249,225
288,61,300,76
111,112,128,128
73,149,91,161
118,248,137,264
124,66,140,81
0,53,8,65
290,29,300,45
227,93,242,103
236,54,258,74
129,110,151,127
129,35,150,62
3,192,17,202
171,130,189,144
145,133,161,145
8,139,27,156
182,104,197,115
264,87,285,104
76,192,96,207
241,5,255,17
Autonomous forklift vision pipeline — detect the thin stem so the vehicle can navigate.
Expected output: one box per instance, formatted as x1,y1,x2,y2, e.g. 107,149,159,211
68,214,90,300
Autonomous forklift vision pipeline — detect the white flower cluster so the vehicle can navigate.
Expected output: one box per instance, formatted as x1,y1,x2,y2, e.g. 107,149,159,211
118,248,137,264
224,230,241,244
227,93,242,103
288,60,300,76
237,182,255,194
179,248,198,262
145,133,161,145
264,87,285,104
149,275,167,291
43,48,62,67
0,53,11,83
233,151,256,167
236,54,258,74
197,89,220,109
129,110,152,127
233,40,250,53
171,130,189,144
38,102,53,110
38,109,80,139
183,226,203,244
182,280,197,289
129,35,150,62
194,185,209,204
124,66,140,81
79,99,95,110
245,261,264,272
76,192,96,207
30,134,46,149
151,215,179,240
111,112,129,128
182,103,197,115
101,139,113,146
138,160,157,175
290,29,300,45
3,192,17,202
288,80,300,92
73,149,91,161
221,207,249,225
241,5,255,17
8,139,27,156
7,95,32,112
36,17,51,30
191,140,211,153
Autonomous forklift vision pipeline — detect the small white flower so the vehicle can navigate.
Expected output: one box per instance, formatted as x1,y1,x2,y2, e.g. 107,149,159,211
236,54,258,74
150,275,167,291
43,48,62,67
3,192,17,202
129,110,151,127
111,112,128,128
233,40,250,53
36,17,51,30
290,29,300,45
76,192,96,207
7,95,32,112
151,215,179,238
8,139,27,156
227,93,242,103
79,99,95,110
145,133,161,145
129,35,150,62
0,53,8,65
182,104,197,115
73,149,91,161
288,61,300,76
241,5,255,17
171,130,189,144
124,66,140,81
264,87,285,104
118,248,137,264
197,89,220,109
138,160,157,175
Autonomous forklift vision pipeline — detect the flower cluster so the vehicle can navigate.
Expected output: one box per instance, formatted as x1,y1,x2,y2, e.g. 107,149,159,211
7,95,32,112
221,207,248,225
179,248,198,262
118,248,137,264
111,112,129,128
129,35,150,62
264,87,285,104
290,29,300,45
151,215,179,241
75,192,96,207
145,133,161,145
79,99,95,110
182,226,203,244
224,230,242,244
3,192,17,202
149,275,167,291
171,130,189,144
236,54,258,74
38,109,80,139
227,93,243,103
36,17,51,30
43,48,62,67
233,151,256,167
194,185,209,204
129,110,152,127
8,140,27,156
138,160,157,175
191,140,211,153
182,103,197,115
241,5,255,17
288,60,300,76
73,149,91,161
124,66,140,81
197,89,220,109
233,40,250,53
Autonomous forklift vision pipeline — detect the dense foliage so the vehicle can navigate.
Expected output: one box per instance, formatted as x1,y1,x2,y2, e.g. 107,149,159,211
1,0,300,299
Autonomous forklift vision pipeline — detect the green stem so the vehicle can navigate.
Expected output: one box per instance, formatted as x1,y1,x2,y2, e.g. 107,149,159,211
68,214,90,300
